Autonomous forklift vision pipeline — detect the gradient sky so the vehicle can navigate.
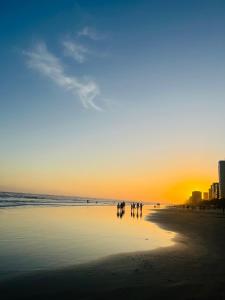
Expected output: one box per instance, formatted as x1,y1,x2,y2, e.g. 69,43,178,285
1,0,225,203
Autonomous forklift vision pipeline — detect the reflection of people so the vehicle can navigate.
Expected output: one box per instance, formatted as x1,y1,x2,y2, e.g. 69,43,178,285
116,202,126,219
120,208,125,218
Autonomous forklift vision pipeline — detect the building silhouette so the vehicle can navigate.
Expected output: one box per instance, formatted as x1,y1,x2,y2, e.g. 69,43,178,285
208,187,212,200
191,191,202,205
211,182,220,200
203,192,209,200
188,160,225,203
219,161,225,199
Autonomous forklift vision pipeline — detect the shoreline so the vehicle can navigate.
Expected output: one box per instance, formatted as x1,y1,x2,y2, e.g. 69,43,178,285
1,208,225,299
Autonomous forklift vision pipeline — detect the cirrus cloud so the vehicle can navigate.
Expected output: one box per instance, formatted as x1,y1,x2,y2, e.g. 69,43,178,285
62,40,89,63
78,26,105,40
23,42,102,111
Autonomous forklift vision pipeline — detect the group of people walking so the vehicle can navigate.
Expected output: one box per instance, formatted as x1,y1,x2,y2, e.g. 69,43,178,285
130,202,143,211
116,201,144,219
116,201,126,218
117,201,126,209
116,201,143,211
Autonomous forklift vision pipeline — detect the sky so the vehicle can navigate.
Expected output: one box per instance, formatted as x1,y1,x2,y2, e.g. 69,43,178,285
0,0,225,203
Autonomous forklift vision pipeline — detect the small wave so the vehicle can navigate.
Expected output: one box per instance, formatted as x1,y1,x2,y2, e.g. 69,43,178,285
0,192,118,208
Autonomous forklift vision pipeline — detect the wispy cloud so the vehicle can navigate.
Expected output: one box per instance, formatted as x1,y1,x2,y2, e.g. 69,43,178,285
62,40,89,63
24,42,102,111
78,26,105,40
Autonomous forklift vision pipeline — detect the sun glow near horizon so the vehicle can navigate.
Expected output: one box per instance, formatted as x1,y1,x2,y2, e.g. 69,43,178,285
0,158,216,204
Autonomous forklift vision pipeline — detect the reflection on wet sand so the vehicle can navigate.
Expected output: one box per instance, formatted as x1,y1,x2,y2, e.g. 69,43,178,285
117,207,125,218
0,204,174,281
130,210,142,219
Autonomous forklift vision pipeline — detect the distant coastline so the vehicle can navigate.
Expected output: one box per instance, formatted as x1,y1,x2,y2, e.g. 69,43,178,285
0,191,155,208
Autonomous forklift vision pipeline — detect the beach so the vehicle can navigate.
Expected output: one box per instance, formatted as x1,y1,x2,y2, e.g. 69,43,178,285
1,207,225,300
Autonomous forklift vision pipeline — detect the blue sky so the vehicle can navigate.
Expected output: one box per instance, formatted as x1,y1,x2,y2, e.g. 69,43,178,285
1,0,225,201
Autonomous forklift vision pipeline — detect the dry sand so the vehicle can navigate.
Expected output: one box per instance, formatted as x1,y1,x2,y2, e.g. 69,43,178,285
1,208,225,300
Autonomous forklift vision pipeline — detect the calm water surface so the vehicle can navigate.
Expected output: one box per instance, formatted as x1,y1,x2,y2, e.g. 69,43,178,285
0,205,175,280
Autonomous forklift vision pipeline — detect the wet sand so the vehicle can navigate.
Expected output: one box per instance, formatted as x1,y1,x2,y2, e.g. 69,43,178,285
1,208,225,300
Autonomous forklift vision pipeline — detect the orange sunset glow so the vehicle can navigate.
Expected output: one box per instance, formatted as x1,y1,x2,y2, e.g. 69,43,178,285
1,154,217,203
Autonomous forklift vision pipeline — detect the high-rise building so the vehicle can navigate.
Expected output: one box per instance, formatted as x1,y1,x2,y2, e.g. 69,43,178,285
208,187,212,200
219,161,225,199
211,182,220,199
203,192,209,200
191,191,202,205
